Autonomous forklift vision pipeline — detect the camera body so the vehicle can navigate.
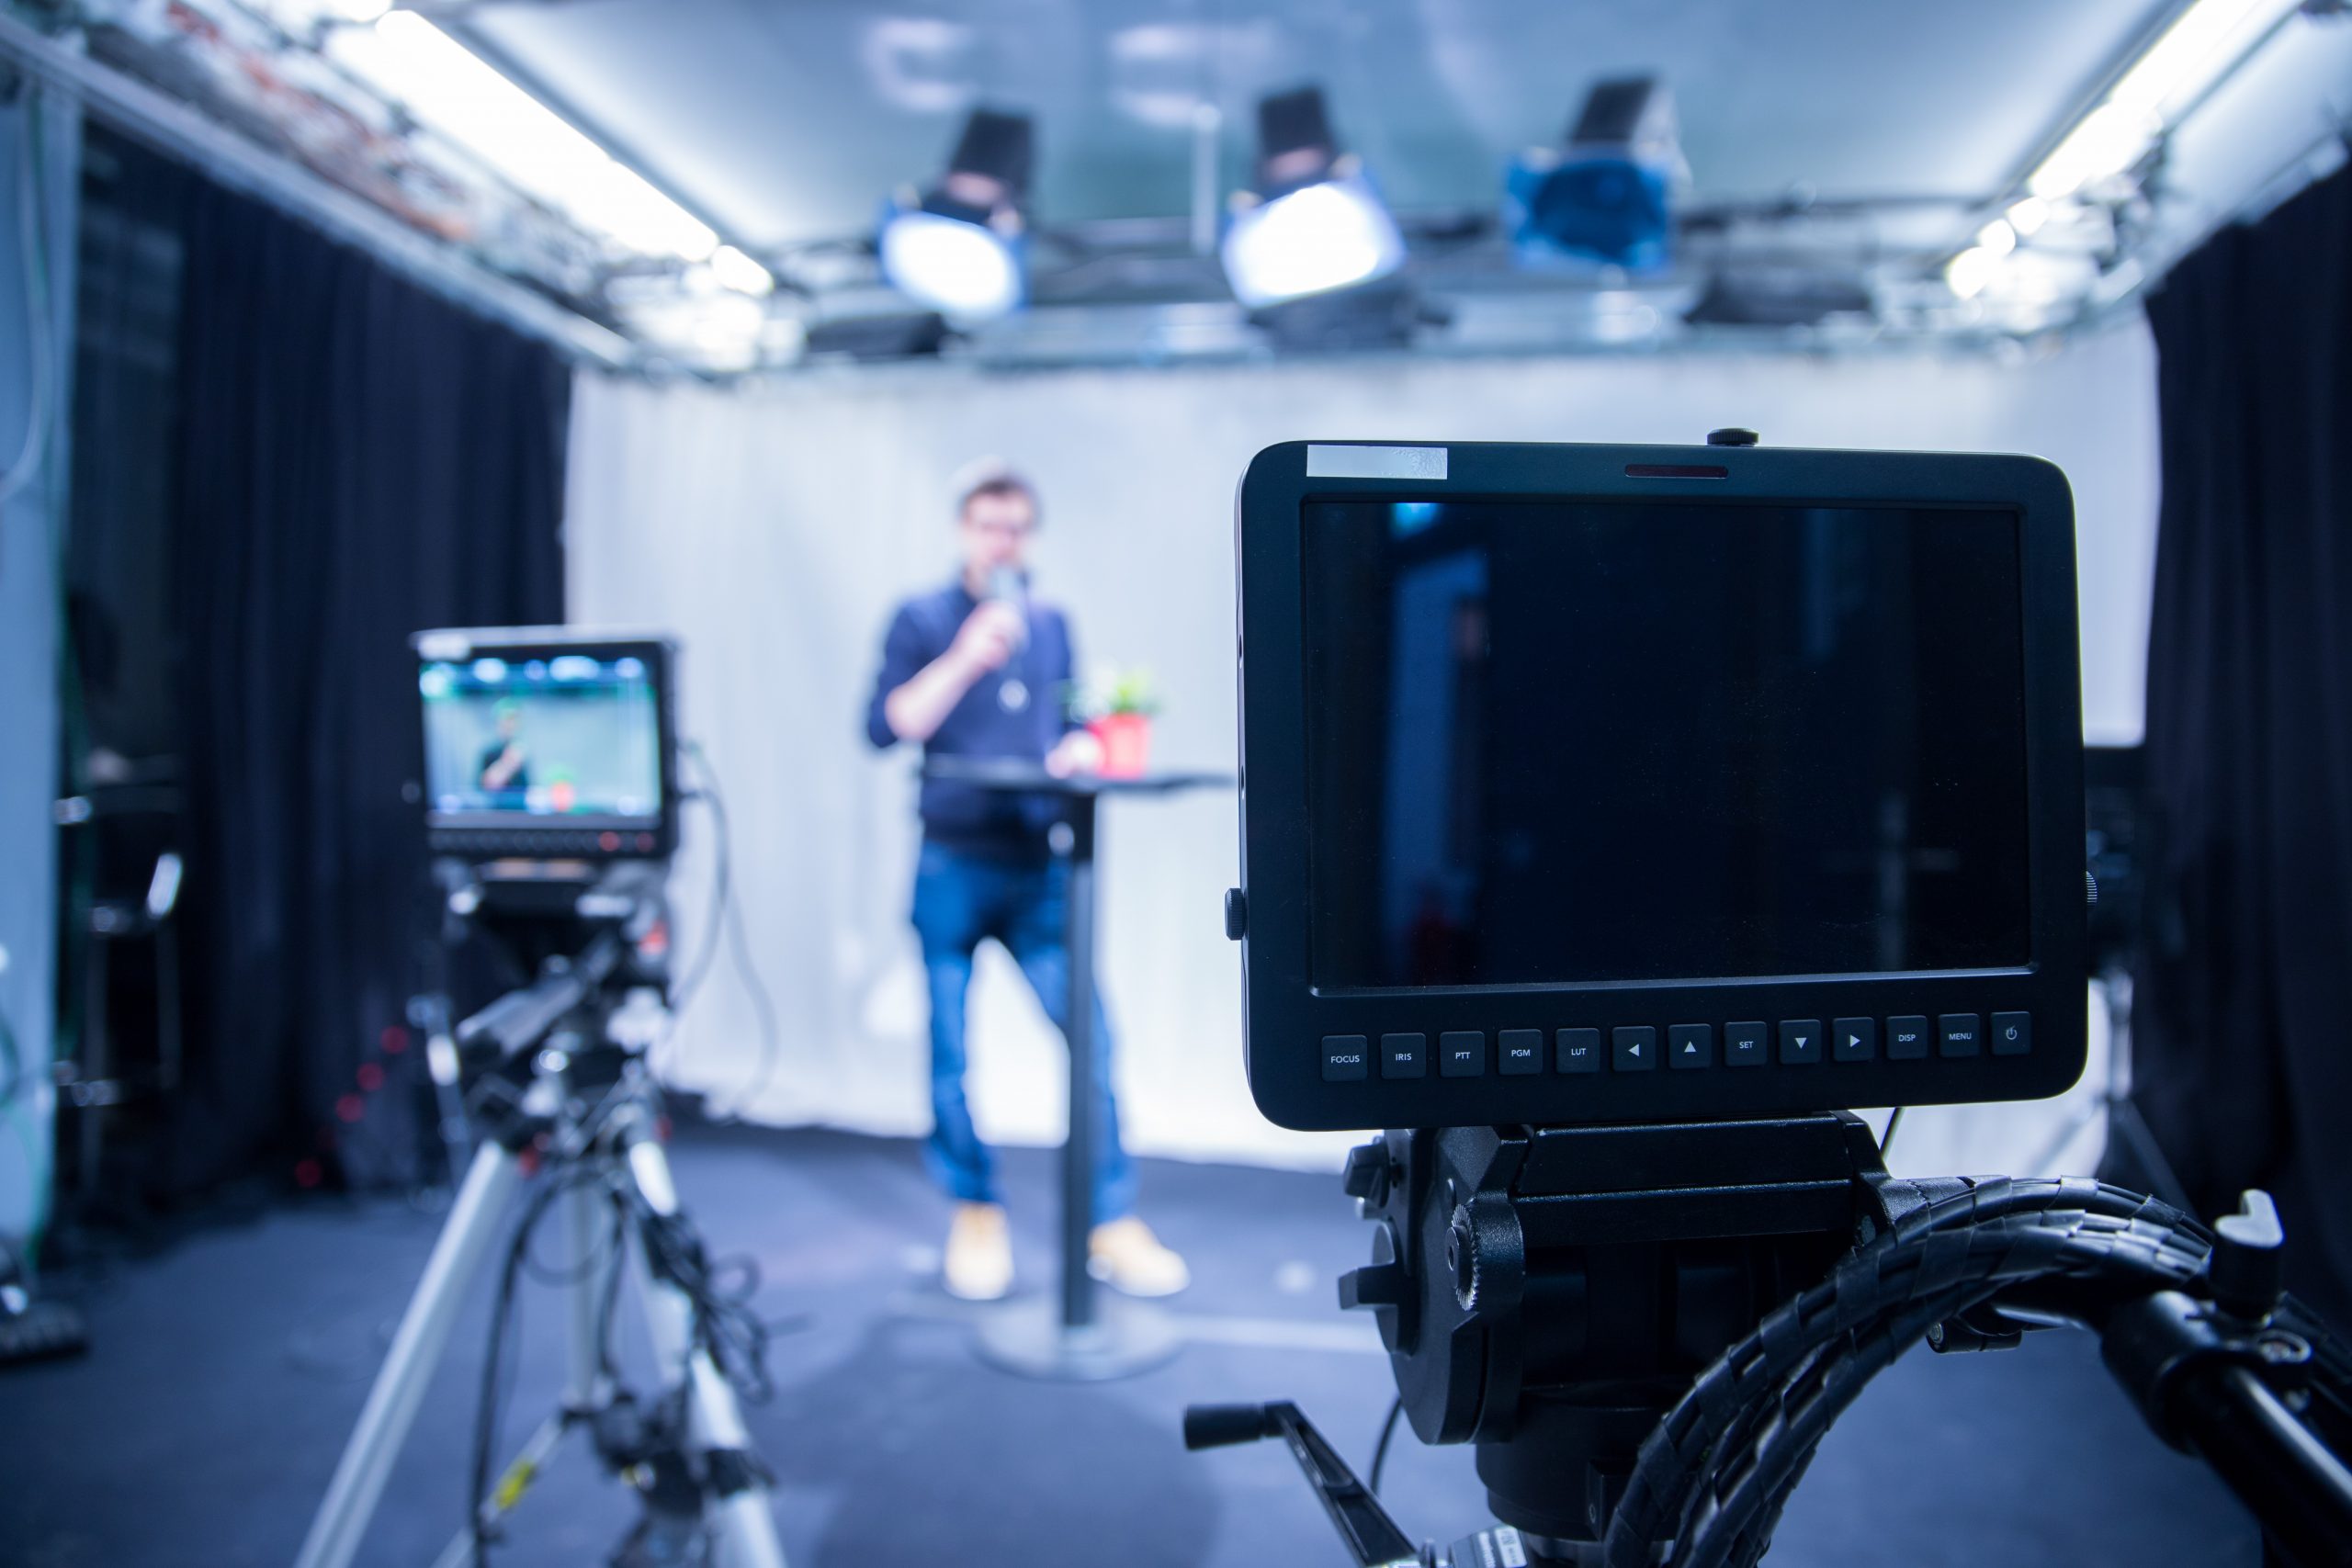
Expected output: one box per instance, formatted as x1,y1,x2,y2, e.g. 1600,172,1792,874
1233,439,2087,1131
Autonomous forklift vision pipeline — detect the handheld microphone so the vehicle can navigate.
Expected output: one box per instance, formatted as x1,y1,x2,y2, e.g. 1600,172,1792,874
988,566,1030,653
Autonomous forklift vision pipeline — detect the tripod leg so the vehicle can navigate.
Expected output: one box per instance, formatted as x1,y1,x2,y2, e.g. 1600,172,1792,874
295,1142,525,1568
616,1118,790,1568
566,1172,613,1406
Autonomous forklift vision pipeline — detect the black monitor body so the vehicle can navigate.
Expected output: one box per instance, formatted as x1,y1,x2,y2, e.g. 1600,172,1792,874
1234,440,2087,1131
413,626,681,863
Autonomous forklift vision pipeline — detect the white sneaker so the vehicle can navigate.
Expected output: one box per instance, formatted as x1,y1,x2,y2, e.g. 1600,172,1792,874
1089,1216,1191,1298
943,1202,1012,1302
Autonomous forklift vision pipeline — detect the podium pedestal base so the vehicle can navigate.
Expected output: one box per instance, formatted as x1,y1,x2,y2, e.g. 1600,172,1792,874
973,1293,1182,1382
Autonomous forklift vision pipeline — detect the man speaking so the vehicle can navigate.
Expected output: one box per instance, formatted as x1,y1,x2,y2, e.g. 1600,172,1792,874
864,462,1188,1303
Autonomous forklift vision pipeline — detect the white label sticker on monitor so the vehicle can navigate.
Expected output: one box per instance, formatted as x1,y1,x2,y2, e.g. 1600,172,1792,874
1305,444,1448,480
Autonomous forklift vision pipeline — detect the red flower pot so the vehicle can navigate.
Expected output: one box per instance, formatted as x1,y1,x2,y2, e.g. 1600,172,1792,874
1089,713,1152,778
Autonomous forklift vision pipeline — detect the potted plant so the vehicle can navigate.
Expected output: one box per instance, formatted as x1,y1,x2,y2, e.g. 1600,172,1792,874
1073,668,1160,778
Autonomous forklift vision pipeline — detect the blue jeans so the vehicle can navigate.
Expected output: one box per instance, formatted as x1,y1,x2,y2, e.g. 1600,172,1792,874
910,840,1136,1221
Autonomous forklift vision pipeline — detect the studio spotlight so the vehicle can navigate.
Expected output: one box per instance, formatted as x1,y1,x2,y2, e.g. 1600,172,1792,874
1220,87,1407,310
1505,75,1684,271
878,108,1034,321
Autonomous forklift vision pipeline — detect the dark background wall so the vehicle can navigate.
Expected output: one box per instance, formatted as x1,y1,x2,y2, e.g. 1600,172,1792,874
2131,161,2352,1319
59,125,570,1205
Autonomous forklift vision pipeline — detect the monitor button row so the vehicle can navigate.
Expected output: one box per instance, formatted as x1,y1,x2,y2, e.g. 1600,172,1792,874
1320,1011,2030,1081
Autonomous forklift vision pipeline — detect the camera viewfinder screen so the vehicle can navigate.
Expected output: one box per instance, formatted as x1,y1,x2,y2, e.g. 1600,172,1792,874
421,651,662,822
1302,499,2031,989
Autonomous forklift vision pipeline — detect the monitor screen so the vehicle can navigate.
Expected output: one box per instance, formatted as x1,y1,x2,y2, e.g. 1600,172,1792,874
1302,498,2031,990
420,649,663,824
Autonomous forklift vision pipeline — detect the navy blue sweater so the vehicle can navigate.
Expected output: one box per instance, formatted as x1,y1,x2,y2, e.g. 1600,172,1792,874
865,580,1078,854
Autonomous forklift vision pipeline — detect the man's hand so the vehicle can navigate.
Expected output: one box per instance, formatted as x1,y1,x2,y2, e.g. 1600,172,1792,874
1045,729,1103,778
948,601,1024,676
884,600,1026,744
482,743,526,791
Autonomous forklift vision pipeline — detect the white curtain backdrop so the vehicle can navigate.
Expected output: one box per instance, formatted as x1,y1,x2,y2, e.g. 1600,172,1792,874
565,321,2158,1179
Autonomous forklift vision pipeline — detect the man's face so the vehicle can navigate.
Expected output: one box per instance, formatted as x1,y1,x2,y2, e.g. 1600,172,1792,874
958,490,1035,580
497,709,521,739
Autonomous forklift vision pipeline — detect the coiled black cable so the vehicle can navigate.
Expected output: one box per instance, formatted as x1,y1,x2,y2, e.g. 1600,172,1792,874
1599,1179,2350,1568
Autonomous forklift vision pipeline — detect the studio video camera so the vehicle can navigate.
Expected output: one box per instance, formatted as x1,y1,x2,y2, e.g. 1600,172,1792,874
1187,439,2352,1567
298,629,791,1568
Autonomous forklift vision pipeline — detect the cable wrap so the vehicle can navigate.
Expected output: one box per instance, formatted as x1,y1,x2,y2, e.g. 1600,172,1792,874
1600,1179,2239,1568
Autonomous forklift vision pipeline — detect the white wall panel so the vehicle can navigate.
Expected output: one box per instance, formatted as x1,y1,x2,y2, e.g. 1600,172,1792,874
567,323,2157,1178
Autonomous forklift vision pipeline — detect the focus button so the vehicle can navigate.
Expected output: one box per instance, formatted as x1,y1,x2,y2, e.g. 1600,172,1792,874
1321,1035,1369,1081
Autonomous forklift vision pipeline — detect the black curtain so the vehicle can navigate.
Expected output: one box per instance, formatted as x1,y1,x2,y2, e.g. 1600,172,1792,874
166,167,568,1193
2132,163,2352,1314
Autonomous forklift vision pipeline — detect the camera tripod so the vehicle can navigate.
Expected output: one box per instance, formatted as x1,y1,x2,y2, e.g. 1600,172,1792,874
1192,1113,2352,1567
295,911,789,1568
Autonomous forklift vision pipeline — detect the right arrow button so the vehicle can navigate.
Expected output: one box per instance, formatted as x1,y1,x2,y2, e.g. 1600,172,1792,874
1832,1017,1877,1063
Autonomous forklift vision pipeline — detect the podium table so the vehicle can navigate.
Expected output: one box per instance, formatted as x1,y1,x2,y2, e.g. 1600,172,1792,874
922,755,1234,1380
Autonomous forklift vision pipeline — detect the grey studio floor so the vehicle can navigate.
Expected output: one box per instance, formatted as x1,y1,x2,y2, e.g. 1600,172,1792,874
1,1122,2257,1568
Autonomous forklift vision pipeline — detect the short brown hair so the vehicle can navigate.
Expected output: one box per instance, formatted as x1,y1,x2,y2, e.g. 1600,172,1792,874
953,459,1040,524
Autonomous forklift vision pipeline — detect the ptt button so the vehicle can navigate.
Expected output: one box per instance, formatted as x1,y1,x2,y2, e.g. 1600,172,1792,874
1991,1011,2031,1056
1380,1032,1426,1078
1778,1021,1823,1065
1613,1026,1657,1071
1557,1029,1601,1074
1440,1032,1485,1077
1498,1030,1544,1076
1939,1013,1983,1057
1668,1024,1713,1069
1321,1036,1369,1081
1832,1018,1877,1063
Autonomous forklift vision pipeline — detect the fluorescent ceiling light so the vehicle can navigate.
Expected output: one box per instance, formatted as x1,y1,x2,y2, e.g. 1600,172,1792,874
326,12,718,260
1975,219,2018,257
2007,197,2052,237
2026,0,2300,199
1222,176,1406,309
1946,245,2003,300
879,209,1023,319
2109,0,2293,119
709,244,775,297
2029,102,2163,199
